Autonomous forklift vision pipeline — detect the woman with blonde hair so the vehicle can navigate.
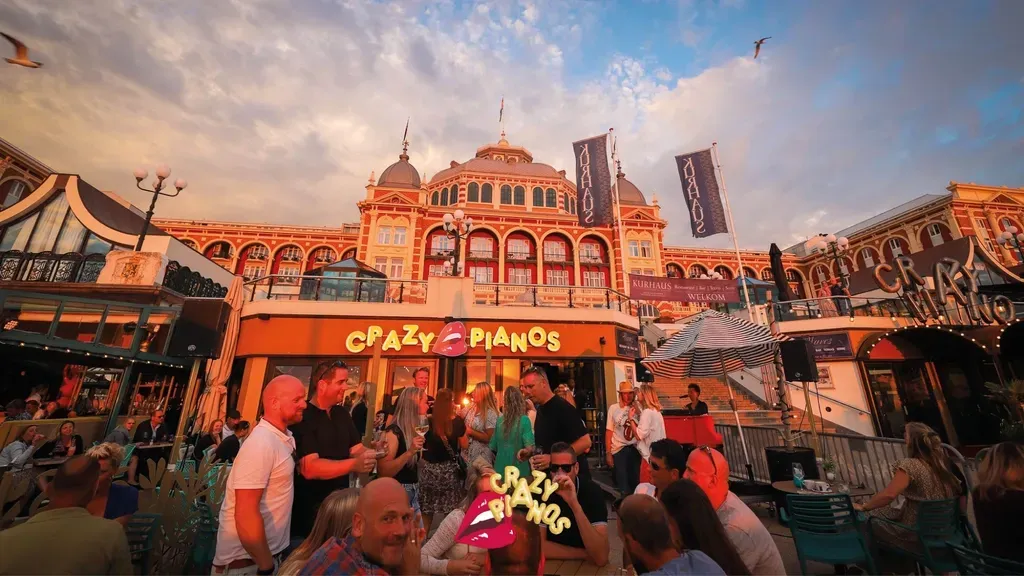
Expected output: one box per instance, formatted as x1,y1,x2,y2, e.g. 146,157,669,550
279,488,360,575
856,422,962,547
463,382,498,466
490,386,534,480
631,383,666,484
973,441,1024,561
420,458,494,575
378,386,428,514
85,442,138,525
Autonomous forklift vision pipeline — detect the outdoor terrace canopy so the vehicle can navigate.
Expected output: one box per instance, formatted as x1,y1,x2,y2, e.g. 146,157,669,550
299,257,388,302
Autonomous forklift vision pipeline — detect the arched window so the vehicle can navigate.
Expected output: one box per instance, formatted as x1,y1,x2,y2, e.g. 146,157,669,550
713,265,734,280
0,179,30,208
500,185,512,204
513,186,525,206
440,188,449,206
532,187,544,207
760,268,773,281
181,239,199,250
562,192,569,212
688,264,708,278
785,269,802,283
450,184,460,204
545,188,557,208
431,191,439,205
467,182,480,202
481,183,493,203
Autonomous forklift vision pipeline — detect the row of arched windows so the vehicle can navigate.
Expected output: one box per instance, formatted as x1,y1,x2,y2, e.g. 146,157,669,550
428,181,574,212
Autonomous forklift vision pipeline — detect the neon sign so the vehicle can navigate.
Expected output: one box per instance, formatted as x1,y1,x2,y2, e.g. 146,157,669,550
344,324,561,354
487,467,572,535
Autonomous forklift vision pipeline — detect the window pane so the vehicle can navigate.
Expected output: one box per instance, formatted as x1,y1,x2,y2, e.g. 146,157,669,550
441,188,449,206
481,183,493,203
468,182,480,202
546,188,557,208
500,185,512,204
55,210,88,253
450,184,459,203
83,233,112,255
27,192,70,252
431,191,439,205
533,187,544,206
394,227,407,245
513,186,525,205
0,212,39,251
0,180,28,208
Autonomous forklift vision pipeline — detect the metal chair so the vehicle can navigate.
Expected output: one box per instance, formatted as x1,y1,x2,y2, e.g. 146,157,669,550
950,543,1024,575
186,502,219,573
125,512,162,575
868,497,979,574
113,444,136,481
782,494,876,575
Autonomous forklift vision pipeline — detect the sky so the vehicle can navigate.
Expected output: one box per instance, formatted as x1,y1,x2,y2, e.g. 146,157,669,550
1,0,1022,251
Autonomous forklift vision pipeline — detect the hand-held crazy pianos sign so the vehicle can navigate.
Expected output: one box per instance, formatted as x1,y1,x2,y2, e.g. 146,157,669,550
872,256,1015,325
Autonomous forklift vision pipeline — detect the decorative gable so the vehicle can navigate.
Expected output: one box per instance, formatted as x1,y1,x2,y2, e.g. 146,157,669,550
989,194,1021,206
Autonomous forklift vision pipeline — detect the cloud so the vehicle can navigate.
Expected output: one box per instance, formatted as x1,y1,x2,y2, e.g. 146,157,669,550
0,0,1021,253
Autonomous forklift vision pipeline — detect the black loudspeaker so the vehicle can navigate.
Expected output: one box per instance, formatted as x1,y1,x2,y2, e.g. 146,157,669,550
167,299,230,358
780,338,819,382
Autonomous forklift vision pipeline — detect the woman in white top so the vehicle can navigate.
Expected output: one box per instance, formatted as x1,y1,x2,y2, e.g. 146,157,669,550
632,383,666,485
420,458,494,575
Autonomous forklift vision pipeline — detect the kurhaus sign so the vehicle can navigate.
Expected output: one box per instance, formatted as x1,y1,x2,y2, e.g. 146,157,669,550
873,256,1016,326
345,324,561,354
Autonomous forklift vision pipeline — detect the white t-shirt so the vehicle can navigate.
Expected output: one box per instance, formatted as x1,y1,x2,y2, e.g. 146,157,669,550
717,492,786,576
606,403,636,455
214,419,296,565
222,424,234,441
635,408,666,460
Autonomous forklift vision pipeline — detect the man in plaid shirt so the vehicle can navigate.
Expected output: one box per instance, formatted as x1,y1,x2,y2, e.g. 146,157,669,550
299,478,421,575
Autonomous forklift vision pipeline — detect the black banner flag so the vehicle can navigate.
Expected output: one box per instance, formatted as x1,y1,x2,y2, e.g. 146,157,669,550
675,149,728,238
573,134,614,228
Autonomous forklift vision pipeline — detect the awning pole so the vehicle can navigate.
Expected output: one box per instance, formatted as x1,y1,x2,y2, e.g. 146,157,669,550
170,358,203,466
720,350,754,483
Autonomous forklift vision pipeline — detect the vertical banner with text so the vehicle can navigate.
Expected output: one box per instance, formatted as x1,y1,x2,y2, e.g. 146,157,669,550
573,134,614,228
675,149,728,238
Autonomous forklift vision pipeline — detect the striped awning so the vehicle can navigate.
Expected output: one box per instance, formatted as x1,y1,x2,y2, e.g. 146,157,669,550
642,309,783,378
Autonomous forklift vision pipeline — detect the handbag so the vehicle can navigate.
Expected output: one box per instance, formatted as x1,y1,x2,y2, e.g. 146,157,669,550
443,434,467,480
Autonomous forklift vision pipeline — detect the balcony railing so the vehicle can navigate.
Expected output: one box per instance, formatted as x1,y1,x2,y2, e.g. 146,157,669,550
772,296,912,322
473,283,632,311
1,250,107,284
467,250,496,259
246,275,427,304
506,251,534,261
162,261,229,298
428,249,453,257
542,252,570,263
579,255,607,265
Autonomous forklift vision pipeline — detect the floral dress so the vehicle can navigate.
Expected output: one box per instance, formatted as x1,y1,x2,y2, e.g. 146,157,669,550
463,406,498,466
868,457,960,546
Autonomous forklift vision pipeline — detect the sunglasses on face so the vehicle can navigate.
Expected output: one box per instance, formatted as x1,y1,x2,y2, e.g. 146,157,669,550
549,463,574,474
649,459,662,471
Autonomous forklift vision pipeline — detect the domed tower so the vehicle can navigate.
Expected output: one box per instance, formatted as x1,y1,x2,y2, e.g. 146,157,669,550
357,139,424,278
376,141,421,190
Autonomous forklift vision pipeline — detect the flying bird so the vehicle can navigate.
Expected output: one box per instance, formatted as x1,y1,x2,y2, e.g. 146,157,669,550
753,37,771,59
2,32,43,68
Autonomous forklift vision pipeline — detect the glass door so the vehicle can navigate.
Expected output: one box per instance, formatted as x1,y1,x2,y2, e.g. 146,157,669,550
866,364,905,439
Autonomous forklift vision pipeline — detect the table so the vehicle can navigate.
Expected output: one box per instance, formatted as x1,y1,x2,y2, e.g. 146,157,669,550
135,442,174,450
771,480,874,498
32,457,69,468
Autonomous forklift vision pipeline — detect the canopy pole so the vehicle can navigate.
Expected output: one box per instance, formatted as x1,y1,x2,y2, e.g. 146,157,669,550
720,350,754,483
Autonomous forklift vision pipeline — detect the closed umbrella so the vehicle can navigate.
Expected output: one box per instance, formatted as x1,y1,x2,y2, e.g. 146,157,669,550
191,275,244,434
642,309,784,482
769,243,794,302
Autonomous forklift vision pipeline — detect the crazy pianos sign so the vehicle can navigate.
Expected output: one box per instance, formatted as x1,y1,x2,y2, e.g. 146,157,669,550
344,322,561,355
872,256,1015,325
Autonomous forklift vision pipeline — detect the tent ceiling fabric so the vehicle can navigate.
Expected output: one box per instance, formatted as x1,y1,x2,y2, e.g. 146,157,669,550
641,309,782,378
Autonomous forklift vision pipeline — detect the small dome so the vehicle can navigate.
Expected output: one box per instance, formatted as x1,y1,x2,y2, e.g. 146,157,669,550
617,170,647,206
377,151,421,189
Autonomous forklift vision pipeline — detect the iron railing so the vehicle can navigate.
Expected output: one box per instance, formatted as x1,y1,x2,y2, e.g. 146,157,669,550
472,283,633,312
772,296,912,322
0,250,107,284
245,275,428,304
162,261,229,298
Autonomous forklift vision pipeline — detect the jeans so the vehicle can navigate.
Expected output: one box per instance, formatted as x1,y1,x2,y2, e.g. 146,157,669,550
613,445,641,495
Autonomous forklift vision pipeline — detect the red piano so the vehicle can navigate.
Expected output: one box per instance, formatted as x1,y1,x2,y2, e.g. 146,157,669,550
663,414,723,448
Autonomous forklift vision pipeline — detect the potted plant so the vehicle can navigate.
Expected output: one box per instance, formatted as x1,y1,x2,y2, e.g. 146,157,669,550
822,456,837,481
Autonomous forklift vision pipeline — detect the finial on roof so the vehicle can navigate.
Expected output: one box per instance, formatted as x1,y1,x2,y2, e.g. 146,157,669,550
368,170,376,185
616,159,624,179
652,193,659,205
400,117,410,161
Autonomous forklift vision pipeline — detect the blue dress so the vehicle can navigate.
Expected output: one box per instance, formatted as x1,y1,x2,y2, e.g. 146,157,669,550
104,483,139,520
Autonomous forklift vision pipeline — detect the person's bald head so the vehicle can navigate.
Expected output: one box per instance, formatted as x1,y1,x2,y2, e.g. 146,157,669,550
352,478,412,571
262,375,307,426
684,446,730,508
618,495,675,564
48,455,101,508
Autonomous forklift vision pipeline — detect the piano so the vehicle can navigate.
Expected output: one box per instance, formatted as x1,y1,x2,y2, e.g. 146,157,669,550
662,413,723,449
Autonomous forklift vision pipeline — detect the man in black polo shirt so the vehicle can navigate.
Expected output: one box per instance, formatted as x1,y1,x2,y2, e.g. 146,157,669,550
543,442,610,566
520,365,592,481
290,360,377,541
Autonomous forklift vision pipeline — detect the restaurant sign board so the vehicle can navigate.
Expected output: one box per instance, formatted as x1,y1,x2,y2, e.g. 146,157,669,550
345,323,561,355
615,328,640,359
629,274,739,303
805,332,854,359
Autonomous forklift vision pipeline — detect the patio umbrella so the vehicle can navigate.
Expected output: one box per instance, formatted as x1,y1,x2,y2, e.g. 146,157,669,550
191,275,244,434
769,243,795,302
642,309,784,482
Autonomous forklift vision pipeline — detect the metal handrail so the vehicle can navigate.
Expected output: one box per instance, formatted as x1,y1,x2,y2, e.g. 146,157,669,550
772,295,912,321
784,382,874,416
244,275,428,304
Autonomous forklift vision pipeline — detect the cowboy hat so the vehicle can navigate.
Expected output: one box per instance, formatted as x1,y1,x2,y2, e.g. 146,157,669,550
616,381,635,393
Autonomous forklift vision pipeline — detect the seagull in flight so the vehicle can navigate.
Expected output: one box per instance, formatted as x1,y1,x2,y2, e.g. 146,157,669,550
753,37,771,59
2,32,43,68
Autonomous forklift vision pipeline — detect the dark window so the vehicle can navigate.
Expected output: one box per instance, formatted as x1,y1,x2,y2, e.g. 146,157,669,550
431,191,439,205
562,193,568,211
513,186,525,206
0,179,30,208
467,182,480,202
532,187,544,206
440,188,449,206
450,184,459,203
500,185,512,204
481,183,493,203
545,188,557,208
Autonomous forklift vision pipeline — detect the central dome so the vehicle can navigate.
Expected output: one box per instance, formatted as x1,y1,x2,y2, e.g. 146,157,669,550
377,150,421,189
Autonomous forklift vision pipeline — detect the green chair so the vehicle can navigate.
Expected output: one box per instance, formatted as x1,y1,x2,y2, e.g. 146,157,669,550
950,543,1024,575
113,444,136,481
868,498,978,574
126,512,162,575
782,494,876,575
186,502,219,574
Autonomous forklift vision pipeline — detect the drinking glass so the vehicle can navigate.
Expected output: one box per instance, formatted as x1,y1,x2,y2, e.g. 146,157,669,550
414,416,429,453
837,482,850,495
792,463,805,489
529,446,545,471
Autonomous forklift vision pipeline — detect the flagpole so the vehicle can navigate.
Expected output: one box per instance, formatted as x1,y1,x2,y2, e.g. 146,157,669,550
610,128,630,297
711,142,754,322
499,96,505,138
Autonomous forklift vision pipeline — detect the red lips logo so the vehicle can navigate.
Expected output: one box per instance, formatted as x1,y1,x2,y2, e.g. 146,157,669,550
455,491,516,549
432,321,467,357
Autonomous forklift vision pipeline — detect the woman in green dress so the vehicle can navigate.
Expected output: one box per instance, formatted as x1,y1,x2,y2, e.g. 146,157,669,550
490,386,534,481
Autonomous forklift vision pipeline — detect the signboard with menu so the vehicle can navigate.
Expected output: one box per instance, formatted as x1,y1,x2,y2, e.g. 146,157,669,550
806,332,854,359
615,328,640,359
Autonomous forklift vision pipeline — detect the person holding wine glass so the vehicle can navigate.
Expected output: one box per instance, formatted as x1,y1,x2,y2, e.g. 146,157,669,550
37,420,84,460
378,386,428,517
419,389,467,532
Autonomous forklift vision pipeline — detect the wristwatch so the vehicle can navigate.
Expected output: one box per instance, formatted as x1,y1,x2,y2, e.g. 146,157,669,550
256,565,275,575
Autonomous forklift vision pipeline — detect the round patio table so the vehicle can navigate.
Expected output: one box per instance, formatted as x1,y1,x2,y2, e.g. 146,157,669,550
772,480,874,497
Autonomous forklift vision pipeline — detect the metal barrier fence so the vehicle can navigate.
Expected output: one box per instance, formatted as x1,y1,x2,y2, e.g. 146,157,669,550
716,424,908,494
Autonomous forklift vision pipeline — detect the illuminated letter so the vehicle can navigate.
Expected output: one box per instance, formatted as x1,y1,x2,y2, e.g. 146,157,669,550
541,479,559,502
488,498,505,523
527,327,546,347
509,478,533,509
492,326,510,348
382,331,402,351
525,499,547,524
419,331,435,354
542,503,560,525
550,516,571,535
485,331,493,350
402,325,419,346
469,327,486,348
490,472,508,495
503,466,520,489
510,332,528,354
528,470,545,495
345,331,367,353
872,263,900,293
546,331,561,352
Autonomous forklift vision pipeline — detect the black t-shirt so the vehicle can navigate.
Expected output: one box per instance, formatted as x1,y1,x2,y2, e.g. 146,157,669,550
534,395,591,480
351,402,369,436
683,400,709,416
133,421,167,444
385,424,419,484
290,402,361,538
422,417,466,464
194,434,218,460
213,435,241,463
973,488,1024,562
545,477,608,550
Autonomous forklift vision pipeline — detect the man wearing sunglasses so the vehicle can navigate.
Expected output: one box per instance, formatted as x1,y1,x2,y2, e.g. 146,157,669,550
542,442,610,567
684,447,785,576
634,438,687,499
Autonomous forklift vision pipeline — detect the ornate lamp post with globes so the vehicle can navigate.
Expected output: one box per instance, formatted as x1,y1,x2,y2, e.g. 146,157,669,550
133,164,187,251
807,233,850,287
997,225,1024,265
441,209,473,277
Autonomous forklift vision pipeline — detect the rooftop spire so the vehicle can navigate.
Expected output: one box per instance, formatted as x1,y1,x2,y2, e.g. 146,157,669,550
400,117,410,160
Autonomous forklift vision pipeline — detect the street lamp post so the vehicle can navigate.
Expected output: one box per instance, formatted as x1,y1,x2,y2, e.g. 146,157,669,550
807,233,850,287
997,225,1024,265
133,164,187,251
442,209,474,277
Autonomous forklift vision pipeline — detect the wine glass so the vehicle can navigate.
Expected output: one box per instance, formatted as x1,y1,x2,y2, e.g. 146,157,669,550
792,463,805,489
529,446,545,471
414,416,429,454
